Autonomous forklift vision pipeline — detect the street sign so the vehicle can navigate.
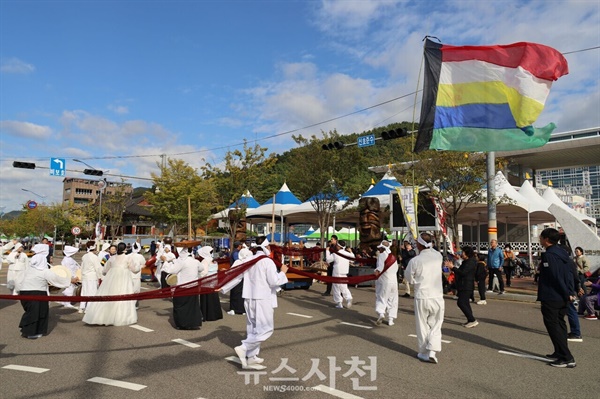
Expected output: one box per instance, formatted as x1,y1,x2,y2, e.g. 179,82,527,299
26,200,38,210
50,158,66,177
357,134,375,148
71,226,81,236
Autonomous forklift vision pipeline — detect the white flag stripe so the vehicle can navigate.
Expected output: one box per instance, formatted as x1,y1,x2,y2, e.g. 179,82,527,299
87,377,146,391
2,365,49,373
440,60,550,103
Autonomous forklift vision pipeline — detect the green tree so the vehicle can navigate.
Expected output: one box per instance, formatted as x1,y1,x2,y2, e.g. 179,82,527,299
393,151,497,249
103,181,132,239
146,158,218,237
203,140,277,245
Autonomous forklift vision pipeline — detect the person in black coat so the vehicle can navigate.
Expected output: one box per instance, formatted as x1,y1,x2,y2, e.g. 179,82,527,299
537,228,576,368
445,246,478,328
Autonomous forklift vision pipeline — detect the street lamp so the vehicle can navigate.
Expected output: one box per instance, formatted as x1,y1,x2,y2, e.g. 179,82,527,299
73,159,106,236
21,188,47,204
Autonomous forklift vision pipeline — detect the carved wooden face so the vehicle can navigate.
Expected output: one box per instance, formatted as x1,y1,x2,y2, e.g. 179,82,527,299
359,197,381,240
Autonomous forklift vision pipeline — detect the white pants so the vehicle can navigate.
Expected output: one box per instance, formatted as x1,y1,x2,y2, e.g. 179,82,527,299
414,297,445,355
79,280,99,310
60,283,77,306
332,272,352,305
242,298,275,358
132,277,141,294
375,282,398,318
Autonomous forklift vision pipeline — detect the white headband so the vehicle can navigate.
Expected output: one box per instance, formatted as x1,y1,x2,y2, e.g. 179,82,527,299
417,235,432,248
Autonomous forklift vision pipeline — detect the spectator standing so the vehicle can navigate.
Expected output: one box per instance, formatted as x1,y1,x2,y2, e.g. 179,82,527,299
487,239,505,294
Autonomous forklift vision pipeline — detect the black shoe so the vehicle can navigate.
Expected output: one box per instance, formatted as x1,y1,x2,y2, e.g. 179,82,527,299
549,359,576,368
402,293,411,298
322,292,331,296
545,353,559,360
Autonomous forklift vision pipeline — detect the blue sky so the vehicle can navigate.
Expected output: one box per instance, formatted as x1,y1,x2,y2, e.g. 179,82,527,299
1,0,599,213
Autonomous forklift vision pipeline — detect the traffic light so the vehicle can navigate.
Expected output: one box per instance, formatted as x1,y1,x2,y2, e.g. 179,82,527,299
381,128,408,140
83,169,103,176
321,141,345,150
13,161,36,169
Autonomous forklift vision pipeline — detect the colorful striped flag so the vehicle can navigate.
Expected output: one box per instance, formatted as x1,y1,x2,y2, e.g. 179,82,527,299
415,39,569,153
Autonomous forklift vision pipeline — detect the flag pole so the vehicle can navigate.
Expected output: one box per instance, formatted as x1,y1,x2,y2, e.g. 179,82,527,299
487,152,498,243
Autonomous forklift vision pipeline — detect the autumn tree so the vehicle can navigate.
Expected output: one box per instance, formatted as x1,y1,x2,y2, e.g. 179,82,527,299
203,140,277,245
146,158,218,238
393,150,501,249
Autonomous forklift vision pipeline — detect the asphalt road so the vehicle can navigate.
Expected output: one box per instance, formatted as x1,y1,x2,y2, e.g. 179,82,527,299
0,265,598,399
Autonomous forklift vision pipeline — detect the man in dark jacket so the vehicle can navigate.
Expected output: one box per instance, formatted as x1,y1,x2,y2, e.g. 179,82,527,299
537,228,576,368
446,246,478,328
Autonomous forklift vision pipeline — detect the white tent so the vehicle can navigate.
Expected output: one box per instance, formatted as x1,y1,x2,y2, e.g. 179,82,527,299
246,183,302,222
542,187,596,226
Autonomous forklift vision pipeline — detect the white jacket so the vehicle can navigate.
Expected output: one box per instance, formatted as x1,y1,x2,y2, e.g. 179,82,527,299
326,248,355,276
405,248,444,300
81,252,103,281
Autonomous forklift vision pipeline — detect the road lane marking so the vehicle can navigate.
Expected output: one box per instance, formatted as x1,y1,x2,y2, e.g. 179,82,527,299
408,334,451,344
313,385,364,398
2,365,49,373
225,356,267,370
340,322,372,329
172,339,201,348
88,377,146,391
286,312,313,318
129,324,153,332
498,350,550,362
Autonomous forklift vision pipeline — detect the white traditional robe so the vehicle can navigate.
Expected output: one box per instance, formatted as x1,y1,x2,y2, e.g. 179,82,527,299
79,251,103,311
7,248,29,295
375,252,399,319
405,248,445,356
326,248,354,305
221,251,288,358
60,255,81,307
128,252,146,293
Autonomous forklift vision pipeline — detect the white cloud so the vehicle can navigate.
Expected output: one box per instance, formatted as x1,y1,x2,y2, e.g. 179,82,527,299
0,57,35,74
0,120,52,139
108,104,129,115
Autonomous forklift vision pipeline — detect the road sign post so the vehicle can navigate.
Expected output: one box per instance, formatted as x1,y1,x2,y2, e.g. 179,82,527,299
357,134,375,148
50,158,66,176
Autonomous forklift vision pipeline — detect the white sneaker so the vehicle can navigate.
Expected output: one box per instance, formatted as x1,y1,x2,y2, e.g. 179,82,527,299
227,310,235,315
486,290,494,293
464,320,479,328
476,300,487,305
417,353,428,362
234,345,247,368
376,314,384,325
388,319,395,326
345,299,352,308
429,354,438,364
335,303,343,309
247,356,264,365
78,309,84,314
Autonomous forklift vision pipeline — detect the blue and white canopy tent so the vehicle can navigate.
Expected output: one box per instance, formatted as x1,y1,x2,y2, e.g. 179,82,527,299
212,190,261,221
361,170,402,205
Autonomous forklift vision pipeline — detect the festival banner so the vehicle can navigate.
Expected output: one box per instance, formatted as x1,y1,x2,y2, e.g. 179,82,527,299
395,186,419,240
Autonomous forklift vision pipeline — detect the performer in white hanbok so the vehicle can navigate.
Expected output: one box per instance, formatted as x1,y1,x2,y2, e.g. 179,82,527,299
6,243,29,295
83,242,137,326
60,245,81,309
79,241,103,314
155,243,175,288
128,240,146,295
2,239,19,270
405,233,445,364
374,240,399,326
227,245,252,315
15,244,70,339
326,240,354,308
162,244,203,330
221,238,288,368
